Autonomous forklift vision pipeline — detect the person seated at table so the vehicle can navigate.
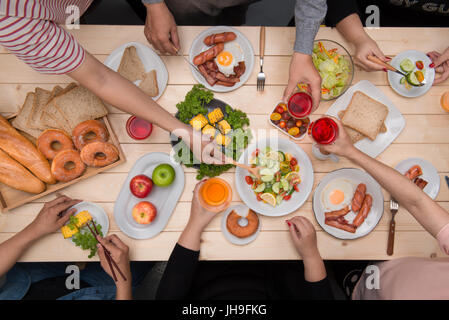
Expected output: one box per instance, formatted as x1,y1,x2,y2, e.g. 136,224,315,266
0,195,140,300
325,0,449,84
142,0,327,111
319,119,449,299
155,180,333,300
0,0,222,165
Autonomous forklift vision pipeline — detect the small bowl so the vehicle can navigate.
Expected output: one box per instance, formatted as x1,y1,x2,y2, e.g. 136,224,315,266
269,102,309,141
313,39,354,101
126,116,153,140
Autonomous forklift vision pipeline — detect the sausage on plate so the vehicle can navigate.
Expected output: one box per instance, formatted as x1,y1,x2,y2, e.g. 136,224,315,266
325,218,356,233
352,194,373,227
203,32,237,46
324,206,350,219
193,43,224,65
351,183,366,213
405,165,423,181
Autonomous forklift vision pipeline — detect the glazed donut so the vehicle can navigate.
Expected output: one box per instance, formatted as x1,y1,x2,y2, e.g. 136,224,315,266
72,120,109,150
226,209,259,238
37,129,74,160
51,149,86,182
80,141,119,167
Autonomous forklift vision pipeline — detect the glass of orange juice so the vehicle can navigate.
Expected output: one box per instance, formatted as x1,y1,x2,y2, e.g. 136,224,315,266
441,91,449,113
199,178,232,213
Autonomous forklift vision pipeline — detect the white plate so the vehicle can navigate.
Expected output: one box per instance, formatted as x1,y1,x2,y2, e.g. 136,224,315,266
313,168,384,240
388,50,435,98
114,152,185,239
326,80,406,158
221,204,261,245
189,26,255,92
104,41,168,101
395,158,440,200
68,201,109,243
235,136,314,217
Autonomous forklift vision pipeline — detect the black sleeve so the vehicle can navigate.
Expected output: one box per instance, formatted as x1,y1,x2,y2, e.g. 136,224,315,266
325,0,360,27
155,243,200,300
304,277,334,300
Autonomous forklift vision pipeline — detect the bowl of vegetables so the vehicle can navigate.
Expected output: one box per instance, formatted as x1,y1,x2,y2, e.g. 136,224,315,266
312,39,354,101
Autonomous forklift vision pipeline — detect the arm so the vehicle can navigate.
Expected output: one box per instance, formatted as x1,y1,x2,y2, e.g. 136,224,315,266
156,180,218,299
0,195,81,277
283,0,327,110
321,119,449,238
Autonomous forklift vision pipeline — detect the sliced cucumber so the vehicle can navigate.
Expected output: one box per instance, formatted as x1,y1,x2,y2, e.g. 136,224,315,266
281,178,289,191
406,71,421,86
276,195,283,205
254,183,265,193
277,151,285,162
272,182,281,194
260,168,275,176
261,175,274,183
400,77,406,85
400,59,414,73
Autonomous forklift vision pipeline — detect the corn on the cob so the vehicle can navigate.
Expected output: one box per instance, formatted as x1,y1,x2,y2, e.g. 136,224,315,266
189,114,208,131
202,124,216,137
217,120,231,134
61,224,79,239
215,133,231,146
74,211,92,228
207,108,224,124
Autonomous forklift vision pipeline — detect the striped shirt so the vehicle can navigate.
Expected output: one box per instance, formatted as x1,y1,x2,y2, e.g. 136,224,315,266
0,0,93,74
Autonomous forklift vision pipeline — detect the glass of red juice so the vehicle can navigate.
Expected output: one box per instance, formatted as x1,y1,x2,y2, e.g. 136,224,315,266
288,92,313,119
126,116,153,140
309,117,339,145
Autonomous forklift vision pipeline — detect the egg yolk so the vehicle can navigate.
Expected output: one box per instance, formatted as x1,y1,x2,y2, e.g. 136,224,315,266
329,189,345,205
216,51,233,66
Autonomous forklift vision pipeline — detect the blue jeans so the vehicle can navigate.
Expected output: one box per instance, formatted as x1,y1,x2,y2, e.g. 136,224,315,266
0,261,153,300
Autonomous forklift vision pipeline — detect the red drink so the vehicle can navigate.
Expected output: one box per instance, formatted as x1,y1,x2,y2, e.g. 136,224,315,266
126,116,153,140
309,117,339,145
288,92,313,119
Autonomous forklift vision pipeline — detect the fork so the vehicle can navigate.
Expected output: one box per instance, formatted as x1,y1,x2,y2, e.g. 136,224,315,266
256,26,266,91
387,198,399,256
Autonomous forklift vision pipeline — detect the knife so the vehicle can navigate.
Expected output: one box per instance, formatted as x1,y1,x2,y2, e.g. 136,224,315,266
171,44,203,76
367,55,426,86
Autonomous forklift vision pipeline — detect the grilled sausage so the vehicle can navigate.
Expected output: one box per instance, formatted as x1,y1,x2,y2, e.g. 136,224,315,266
193,43,224,65
203,32,237,46
216,80,236,87
198,64,216,86
325,206,350,219
216,72,240,83
353,194,373,227
405,165,423,180
351,183,366,212
325,218,356,233
414,178,428,190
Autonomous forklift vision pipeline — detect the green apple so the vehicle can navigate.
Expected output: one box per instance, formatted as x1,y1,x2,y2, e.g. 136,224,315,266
152,163,176,187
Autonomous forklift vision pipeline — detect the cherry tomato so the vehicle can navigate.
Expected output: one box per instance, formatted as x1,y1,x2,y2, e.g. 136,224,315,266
270,112,282,121
279,121,287,128
245,176,253,185
290,157,298,166
283,195,292,201
251,149,260,157
275,105,285,114
416,60,424,70
293,184,300,192
256,193,262,201
281,112,291,121
295,120,303,127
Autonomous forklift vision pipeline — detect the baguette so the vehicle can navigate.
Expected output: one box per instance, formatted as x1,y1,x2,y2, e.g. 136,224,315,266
0,149,45,193
0,115,56,184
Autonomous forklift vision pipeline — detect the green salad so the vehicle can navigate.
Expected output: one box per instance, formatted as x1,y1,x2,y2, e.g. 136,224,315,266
174,84,252,180
312,41,351,100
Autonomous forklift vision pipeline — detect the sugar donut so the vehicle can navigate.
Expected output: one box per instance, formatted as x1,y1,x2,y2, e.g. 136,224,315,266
226,209,259,238
72,120,109,150
51,149,86,182
37,129,74,160
80,141,119,167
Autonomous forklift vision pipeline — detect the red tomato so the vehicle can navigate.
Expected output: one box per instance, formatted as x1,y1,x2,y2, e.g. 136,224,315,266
251,149,260,157
416,61,424,70
275,105,285,114
290,157,297,166
284,195,292,201
294,184,300,192
256,193,262,201
245,176,253,185
279,121,287,128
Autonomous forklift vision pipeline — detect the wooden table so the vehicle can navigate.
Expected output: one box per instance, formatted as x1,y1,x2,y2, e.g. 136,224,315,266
0,26,448,262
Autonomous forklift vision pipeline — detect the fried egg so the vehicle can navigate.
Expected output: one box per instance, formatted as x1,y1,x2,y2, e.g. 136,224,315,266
215,41,243,77
321,178,354,211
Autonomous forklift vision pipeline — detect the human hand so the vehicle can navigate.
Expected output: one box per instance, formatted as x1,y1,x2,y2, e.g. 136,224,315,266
186,180,218,233
428,48,449,84
144,2,180,54
286,216,320,260
353,35,390,71
283,52,322,113
96,234,131,286
29,194,81,238
318,117,356,158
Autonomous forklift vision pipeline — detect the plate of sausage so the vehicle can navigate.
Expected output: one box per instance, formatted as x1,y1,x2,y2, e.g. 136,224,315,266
189,26,254,92
312,168,384,240
395,158,440,200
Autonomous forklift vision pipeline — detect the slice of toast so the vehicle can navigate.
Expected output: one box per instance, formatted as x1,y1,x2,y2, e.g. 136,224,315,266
341,91,389,141
139,69,159,97
117,46,146,82
40,84,75,133
12,92,43,138
53,85,108,133
28,87,52,130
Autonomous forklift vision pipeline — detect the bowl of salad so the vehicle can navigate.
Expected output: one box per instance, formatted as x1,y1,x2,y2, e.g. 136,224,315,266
235,137,314,217
312,39,354,101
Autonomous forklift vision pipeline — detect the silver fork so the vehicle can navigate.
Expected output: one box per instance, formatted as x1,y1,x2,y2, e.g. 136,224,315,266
256,26,266,91
387,198,399,256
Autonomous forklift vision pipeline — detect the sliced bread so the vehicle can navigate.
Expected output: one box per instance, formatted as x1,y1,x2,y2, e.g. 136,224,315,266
117,46,146,82
28,87,52,130
139,69,159,97
12,92,43,138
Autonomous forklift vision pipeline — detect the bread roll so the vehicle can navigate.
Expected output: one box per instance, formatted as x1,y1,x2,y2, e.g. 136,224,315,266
0,115,56,184
0,149,45,193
